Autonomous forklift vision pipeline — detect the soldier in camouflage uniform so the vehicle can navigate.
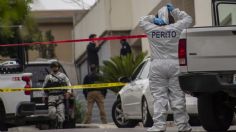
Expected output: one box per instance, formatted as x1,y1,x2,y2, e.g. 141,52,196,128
43,61,71,128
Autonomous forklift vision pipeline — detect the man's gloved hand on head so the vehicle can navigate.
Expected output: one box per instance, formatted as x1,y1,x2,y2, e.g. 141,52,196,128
153,4,175,26
167,3,174,12
154,18,165,26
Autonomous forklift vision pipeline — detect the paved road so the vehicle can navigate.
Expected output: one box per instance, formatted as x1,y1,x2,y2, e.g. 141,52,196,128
8,126,236,132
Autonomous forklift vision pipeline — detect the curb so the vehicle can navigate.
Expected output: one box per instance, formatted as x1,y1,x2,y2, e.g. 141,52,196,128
76,123,117,129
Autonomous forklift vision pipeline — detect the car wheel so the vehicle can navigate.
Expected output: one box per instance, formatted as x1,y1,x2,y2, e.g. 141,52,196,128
112,100,139,128
0,103,8,131
198,93,233,131
142,98,153,127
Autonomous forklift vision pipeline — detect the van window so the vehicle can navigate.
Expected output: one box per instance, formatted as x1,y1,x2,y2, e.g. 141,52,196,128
24,64,67,88
217,3,236,26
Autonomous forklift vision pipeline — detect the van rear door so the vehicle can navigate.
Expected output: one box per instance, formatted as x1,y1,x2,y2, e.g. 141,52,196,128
184,1,236,72
186,26,236,72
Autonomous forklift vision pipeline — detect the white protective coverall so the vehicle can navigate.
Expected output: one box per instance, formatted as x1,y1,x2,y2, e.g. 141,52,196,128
139,7,192,131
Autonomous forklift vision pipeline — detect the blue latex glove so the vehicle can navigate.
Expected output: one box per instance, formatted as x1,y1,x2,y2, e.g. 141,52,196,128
167,3,174,12
154,18,166,25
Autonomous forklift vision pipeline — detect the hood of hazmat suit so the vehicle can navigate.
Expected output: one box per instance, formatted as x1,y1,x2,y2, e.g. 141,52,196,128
158,6,169,25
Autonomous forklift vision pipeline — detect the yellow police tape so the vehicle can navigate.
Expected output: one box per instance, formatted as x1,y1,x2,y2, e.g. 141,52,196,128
0,82,126,93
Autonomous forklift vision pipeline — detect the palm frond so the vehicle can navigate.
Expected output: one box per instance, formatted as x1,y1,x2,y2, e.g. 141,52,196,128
100,52,147,93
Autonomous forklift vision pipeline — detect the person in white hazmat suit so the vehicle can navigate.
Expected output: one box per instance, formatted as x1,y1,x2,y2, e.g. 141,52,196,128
139,4,192,132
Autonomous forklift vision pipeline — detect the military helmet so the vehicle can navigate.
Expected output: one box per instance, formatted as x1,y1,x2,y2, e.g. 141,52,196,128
50,61,61,68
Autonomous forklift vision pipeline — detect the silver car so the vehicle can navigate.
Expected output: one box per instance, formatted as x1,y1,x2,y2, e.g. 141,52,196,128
112,58,199,128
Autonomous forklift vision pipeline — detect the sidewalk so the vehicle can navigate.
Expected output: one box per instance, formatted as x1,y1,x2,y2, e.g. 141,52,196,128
76,123,117,129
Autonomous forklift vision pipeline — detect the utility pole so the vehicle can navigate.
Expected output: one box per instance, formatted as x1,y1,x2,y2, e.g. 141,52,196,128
17,25,26,70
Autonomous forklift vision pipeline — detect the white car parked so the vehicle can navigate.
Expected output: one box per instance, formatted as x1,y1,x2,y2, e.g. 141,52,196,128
112,58,199,128
0,61,19,66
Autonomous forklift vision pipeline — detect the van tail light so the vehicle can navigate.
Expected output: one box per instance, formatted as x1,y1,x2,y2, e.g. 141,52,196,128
22,76,31,95
178,39,187,66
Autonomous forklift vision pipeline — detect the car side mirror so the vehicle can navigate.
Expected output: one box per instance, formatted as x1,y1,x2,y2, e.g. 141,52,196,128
118,77,131,83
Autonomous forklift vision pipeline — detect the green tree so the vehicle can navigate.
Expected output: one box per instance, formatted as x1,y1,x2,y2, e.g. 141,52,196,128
21,14,42,43
100,52,147,93
0,0,41,58
75,101,86,123
21,15,43,61
34,30,57,59
45,30,56,58
0,0,32,36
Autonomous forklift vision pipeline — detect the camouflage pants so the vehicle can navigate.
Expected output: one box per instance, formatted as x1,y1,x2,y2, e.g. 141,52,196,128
48,95,65,123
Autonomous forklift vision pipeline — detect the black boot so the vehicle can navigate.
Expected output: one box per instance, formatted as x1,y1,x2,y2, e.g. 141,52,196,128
49,119,57,129
179,129,192,132
58,122,63,129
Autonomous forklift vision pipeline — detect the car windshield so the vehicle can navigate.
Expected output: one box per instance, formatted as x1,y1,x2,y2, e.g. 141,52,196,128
131,61,146,80
139,60,151,79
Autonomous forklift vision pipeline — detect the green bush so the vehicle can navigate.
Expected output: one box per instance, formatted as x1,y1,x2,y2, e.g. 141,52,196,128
100,52,147,93
75,100,86,123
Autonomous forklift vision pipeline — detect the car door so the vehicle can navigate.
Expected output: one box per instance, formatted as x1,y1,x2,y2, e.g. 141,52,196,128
130,60,151,116
122,61,146,116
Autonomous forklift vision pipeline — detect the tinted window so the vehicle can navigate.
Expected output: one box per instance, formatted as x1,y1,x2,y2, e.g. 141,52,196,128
217,3,236,26
139,61,151,79
24,64,66,88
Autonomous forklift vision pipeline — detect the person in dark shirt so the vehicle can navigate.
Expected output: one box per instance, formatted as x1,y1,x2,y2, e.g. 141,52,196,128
87,34,101,67
83,64,107,124
120,39,132,56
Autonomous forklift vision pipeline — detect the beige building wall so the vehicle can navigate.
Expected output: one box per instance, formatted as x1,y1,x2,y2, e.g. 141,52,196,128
74,0,133,60
74,0,198,58
74,0,108,60
28,22,78,84
131,0,162,29
28,10,79,84
74,0,163,59
28,23,74,63
28,50,40,61
74,0,218,81
74,0,217,60
76,0,195,61
107,0,133,31
194,0,212,27
39,23,74,63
